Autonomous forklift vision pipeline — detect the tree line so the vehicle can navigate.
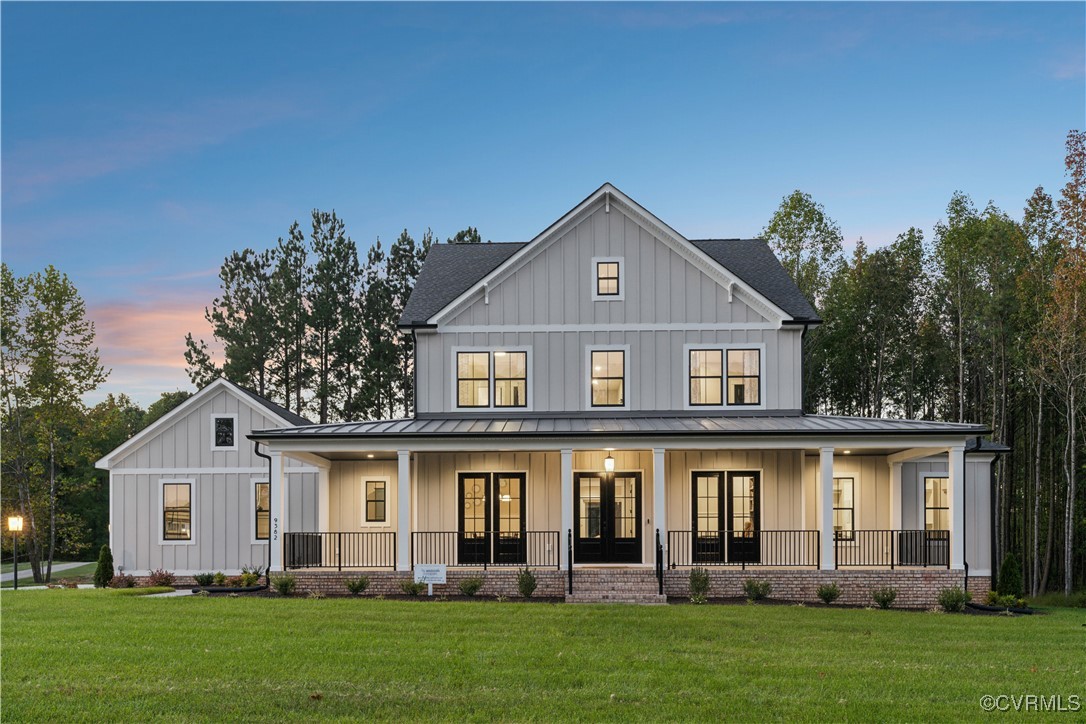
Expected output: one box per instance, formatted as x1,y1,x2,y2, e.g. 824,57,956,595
764,130,1085,596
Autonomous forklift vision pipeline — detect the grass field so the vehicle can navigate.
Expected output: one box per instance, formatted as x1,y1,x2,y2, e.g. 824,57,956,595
1,592,1082,721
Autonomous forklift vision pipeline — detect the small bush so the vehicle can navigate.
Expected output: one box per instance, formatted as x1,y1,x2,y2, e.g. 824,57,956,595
985,591,1026,609
270,574,297,596
742,578,772,602
996,552,1024,598
689,568,711,602
816,582,841,605
345,576,370,595
307,590,326,599
93,544,114,588
241,564,264,577
109,573,136,589
937,586,971,613
147,569,175,587
516,568,537,598
400,580,426,596
239,572,260,587
871,586,897,609
212,572,227,586
192,572,215,587
458,576,484,597
225,575,244,587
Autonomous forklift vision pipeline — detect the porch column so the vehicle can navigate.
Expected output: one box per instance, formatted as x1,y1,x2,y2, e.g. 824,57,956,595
560,449,573,568
949,444,965,570
889,461,902,530
819,446,835,570
397,450,411,571
652,448,666,556
317,465,330,533
268,451,285,571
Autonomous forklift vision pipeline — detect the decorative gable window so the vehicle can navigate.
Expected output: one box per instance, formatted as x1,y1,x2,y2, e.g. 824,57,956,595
589,349,626,407
726,350,761,406
211,414,238,451
591,257,624,301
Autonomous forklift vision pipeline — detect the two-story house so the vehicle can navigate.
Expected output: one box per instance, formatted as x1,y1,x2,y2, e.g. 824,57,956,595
101,184,1003,604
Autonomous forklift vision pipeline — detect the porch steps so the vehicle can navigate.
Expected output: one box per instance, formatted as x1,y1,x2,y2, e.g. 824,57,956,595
565,569,667,605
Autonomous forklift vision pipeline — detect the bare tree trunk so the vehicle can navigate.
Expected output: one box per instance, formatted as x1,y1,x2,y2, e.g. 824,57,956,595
1032,383,1043,596
1040,440,1056,593
1064,383,1077,595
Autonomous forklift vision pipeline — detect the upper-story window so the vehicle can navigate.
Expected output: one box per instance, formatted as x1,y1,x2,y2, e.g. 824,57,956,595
591,257,624,301
456,350,529,409
689,350,723,406
726,349,761,406
590,349,625,407
211,414,238,451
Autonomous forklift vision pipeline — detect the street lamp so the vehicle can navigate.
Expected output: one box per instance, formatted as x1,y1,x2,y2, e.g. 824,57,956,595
8,516,23,591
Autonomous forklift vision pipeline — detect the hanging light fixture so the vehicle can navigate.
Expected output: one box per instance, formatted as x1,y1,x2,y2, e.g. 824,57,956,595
604,453,615,473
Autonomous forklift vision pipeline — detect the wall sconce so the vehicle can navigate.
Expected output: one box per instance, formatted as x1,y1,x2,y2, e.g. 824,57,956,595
604,454,615,473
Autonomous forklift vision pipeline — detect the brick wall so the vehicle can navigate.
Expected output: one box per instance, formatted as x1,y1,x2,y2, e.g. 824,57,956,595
965,575,992,601
260,569,568,597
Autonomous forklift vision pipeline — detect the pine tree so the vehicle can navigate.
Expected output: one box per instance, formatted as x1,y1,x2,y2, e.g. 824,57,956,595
94,544,114,588
268,224,312,415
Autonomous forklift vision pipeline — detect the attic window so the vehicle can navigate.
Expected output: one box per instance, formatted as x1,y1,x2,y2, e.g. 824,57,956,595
211,414,238,451
591,257,624,301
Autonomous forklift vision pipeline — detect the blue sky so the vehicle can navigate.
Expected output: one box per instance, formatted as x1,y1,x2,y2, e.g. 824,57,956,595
2,2,1083,406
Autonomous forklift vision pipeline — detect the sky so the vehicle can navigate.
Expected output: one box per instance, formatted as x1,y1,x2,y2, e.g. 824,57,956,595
2,2,1083,407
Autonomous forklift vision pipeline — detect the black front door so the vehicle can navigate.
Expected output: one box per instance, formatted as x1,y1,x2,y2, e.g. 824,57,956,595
692,472,725,563
457,472,526,565
574,472,642,563
726,471,760,563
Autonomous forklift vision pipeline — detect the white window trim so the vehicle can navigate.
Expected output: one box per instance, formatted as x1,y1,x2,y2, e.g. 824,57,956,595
591,256,625,301
250,476,270,545
210,413,239,452
360,475,393,528
449,346,533,411
922,473,951,531
159,478,196,546
585,344,631,411
681,342,767,411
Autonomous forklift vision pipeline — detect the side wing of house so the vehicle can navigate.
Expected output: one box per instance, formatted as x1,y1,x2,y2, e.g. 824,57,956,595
414,188,807,414
102,380,317,576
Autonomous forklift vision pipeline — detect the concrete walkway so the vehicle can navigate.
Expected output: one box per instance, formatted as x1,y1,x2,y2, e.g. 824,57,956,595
1,561,92,583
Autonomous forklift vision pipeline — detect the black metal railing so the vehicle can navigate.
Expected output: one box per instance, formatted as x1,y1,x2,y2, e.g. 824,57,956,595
835,529,950,569
284,532,396,570
667,530,820,569
411,531,561,569
655,529,664,595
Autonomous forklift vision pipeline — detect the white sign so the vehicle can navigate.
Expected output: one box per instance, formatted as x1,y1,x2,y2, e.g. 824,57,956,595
414,564,447,585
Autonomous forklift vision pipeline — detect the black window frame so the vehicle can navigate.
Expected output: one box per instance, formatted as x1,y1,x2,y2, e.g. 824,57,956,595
493,351,528,408
213,415,235,449
589,349,625,408
365,480,387,523
596,261,621,297
456,351,491,408
726,348,761,406
255,481,270,541
832,476,855,541
163,482,192,541
925,476,950,531
689,349,724,406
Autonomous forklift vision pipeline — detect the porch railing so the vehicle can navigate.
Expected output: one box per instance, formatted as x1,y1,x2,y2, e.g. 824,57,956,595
284,532,396,570
411,531,561,569
834,529,950,569
667,530,820,568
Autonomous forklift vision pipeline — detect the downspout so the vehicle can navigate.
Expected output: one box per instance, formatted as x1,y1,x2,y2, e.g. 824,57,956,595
988,437,997,590
253,441,273,586
412,329,419,419
963,440,970,593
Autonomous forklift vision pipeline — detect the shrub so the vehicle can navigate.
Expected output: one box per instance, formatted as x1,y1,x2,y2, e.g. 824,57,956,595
345,576,370,595
225,575,244,587
270,574,297,596
871,586,897,609
239,572,260,587
516,568,537,598
241,564,264,577
146,569,175,587
458,576,484,597
996,553,1024,598
212,572,227,586
742,578,772,602
109,573,136,588
192,572,215,587
937,586,971,613
816,582,841,605
307,590,326,599
400,580,426,596
93,544,114,588
689,568,710,603
985,591,1026,609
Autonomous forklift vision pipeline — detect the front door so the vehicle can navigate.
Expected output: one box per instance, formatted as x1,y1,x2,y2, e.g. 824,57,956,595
457,472,526,565
574,472,642,563
726,471,761,563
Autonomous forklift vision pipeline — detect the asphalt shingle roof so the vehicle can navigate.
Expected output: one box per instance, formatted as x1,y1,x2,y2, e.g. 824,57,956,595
235,383,312,426
690,239,820,321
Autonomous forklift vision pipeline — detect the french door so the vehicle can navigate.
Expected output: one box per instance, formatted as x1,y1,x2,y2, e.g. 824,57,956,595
458,472,526,565
691,470,761,564
573,472,642,563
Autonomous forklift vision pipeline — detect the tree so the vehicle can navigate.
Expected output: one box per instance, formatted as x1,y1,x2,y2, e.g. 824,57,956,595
358,240,397,419
93,544,114,588
143,390,193,427
448,227,482,244
268,224,311,415
762,190,843,307
1058,130,1085,248
387,229,433,417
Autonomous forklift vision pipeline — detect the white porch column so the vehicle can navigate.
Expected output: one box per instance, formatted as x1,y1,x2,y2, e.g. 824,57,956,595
560,449,573,568
652,448,666,556
269,451,285,571
317,465,330,533
819,446,835,570
949,444,965,570
889,461,903,530
396,450,411,571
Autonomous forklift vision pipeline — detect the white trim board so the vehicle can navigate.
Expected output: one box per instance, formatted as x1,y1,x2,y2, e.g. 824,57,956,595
440,322,779,334
110,467,319,476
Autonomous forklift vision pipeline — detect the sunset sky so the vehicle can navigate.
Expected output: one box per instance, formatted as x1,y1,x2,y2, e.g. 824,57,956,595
2,2,1083,407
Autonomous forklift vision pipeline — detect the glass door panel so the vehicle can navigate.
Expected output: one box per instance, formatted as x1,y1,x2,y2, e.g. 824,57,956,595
726,471,760,563
458,474,490,564
693,472,724,562
493,473,526,564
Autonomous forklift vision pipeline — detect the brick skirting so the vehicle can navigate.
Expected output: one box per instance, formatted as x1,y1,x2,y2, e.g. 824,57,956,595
264,569,567,598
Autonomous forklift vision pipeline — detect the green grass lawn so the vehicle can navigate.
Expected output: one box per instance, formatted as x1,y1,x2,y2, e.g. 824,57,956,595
2,592,1082,721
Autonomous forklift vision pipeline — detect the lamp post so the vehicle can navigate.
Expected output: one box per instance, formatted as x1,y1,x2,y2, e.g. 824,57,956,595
8,516,24,591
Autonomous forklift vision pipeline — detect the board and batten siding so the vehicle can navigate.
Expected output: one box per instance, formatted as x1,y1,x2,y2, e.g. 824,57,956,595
801,454,892,531
108,386,317,574
415,200,804,415
901,456,992,573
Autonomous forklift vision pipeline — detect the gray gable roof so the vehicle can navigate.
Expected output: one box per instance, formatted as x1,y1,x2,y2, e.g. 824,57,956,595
234,382,312,426
399,242,526,326
690,239,820,322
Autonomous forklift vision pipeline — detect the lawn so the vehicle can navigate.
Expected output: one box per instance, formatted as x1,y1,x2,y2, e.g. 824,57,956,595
1,592,1082,721
1,562,97,588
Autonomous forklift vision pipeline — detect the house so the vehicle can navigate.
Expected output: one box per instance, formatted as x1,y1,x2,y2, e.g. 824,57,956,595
105,184,1004,604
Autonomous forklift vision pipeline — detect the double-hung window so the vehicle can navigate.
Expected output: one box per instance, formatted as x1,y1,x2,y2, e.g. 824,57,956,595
689,350,723,406
591,257,624,301
832,477,854,541
726,349,761,405
456,352,491,407
590,350,625,407
365,480,387,523
925,477,950,531
493,352,527,408
163,482,192,541
254,482,270,540
456,350,528,409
